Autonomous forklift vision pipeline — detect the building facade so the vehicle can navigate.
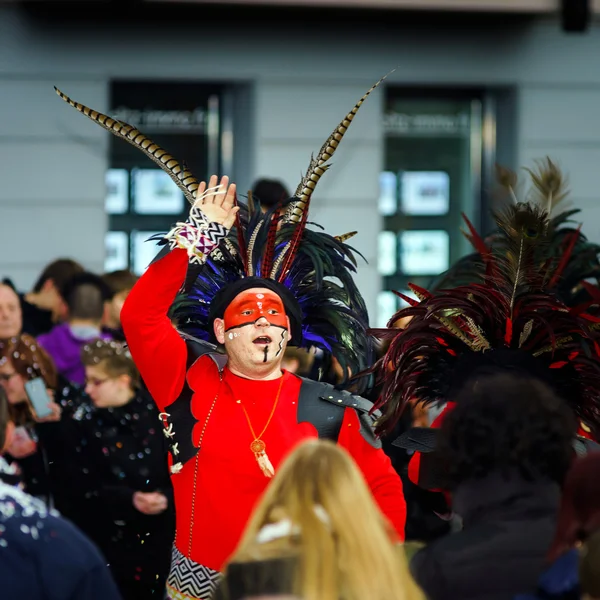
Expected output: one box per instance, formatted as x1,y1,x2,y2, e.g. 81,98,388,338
1,4,600,325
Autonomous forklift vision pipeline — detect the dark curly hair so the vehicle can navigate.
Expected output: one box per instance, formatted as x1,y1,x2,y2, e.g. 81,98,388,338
437,373,576,490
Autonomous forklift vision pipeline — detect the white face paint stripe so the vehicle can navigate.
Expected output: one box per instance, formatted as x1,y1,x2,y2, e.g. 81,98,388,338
275,329,287,357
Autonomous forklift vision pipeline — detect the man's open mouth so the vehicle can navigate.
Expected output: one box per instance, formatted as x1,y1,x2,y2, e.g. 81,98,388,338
253,336,272,345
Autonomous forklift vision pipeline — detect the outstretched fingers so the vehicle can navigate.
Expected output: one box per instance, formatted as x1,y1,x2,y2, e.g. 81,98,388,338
203,175,220,204
223,182,236,211
213,175,229,207
195,180,207,200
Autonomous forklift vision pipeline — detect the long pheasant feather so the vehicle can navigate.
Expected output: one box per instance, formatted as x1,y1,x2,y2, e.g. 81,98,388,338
55,87,200,203
247,190,255,215
270,242,290,279
277,211,308,282
335,231,357,242
246,221,263,277
284,71,393,225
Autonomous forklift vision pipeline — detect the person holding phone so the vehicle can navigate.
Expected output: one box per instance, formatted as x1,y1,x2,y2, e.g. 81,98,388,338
0,382,123,599
0,332,175,599
0,333,63,502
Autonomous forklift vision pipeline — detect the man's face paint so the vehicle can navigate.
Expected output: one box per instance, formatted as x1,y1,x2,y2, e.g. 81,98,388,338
224,290,288,331
221,288,291,370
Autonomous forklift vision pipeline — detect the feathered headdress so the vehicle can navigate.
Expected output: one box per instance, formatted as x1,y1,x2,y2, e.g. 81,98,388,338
55,76,390,391
371,158,600,436
430,159,600,307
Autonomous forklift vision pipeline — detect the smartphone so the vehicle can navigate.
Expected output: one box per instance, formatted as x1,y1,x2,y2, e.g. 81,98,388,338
24,377,53,419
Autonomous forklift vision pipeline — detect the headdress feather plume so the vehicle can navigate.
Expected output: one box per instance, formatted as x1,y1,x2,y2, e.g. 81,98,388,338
55,76,389,391
283,72,393,226
368,157,600,436
54,87,202,204
433,157,597,308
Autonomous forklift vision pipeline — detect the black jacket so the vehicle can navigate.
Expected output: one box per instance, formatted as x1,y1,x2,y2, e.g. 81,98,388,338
37,388,175,600
410,472,561,600
0,456,122,600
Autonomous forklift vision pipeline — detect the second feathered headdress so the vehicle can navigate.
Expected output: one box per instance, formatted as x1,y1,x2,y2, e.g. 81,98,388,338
370,158,600,435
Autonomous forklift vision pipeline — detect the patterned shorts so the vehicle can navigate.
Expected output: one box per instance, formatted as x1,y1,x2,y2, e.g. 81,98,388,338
166,545,222,600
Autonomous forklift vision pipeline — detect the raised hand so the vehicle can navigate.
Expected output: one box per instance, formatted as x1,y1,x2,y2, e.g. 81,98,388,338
193,175,239,230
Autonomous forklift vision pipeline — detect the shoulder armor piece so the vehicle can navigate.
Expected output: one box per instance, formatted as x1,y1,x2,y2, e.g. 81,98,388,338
304,380,382,449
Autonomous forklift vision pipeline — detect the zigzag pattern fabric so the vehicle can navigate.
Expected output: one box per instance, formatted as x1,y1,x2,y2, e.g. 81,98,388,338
166,545,222,600
165,206,228,265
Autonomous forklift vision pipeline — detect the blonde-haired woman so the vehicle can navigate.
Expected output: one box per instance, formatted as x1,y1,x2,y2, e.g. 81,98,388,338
216,439,422,600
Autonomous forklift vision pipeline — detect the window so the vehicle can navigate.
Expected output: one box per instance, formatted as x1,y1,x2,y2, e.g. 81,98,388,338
376,88,496,327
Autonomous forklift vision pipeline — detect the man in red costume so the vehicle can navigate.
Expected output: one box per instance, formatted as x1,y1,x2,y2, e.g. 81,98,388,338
122,178,405,599
54,78,406,600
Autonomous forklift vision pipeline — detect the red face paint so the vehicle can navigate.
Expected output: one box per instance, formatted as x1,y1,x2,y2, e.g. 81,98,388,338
224,290,288,331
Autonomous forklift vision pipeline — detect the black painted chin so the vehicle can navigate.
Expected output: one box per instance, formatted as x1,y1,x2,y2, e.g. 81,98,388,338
263,345,269,363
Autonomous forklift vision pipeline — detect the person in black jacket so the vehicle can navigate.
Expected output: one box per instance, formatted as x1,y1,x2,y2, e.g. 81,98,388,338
410,373,576,600
34,339,175,600
63,339,176,600
0,382,122,599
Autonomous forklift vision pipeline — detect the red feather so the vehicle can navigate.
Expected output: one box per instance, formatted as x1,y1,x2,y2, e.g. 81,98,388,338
462,212,491,257
550,361,568,369
570,300,596,316
580,312,600,323
504,318,513,345
581,280,600,302
260,212,281,277
462,212,498,279
548,225,582,288
394,290,420,307
407,283,433,300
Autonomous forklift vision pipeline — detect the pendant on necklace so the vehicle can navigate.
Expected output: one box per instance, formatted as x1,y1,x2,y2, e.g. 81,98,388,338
250,439,274,478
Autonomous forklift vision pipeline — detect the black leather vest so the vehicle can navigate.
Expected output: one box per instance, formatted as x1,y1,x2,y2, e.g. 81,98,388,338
158,336,381,473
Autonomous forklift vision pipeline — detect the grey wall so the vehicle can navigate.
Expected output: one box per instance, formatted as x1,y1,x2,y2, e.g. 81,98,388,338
1,5,600,322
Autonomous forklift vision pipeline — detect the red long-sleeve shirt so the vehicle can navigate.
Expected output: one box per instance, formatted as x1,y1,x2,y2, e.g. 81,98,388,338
121,248,406,571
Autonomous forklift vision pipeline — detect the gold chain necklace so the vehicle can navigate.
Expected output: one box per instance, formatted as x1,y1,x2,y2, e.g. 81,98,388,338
184,380,221,557
236,375,284,478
